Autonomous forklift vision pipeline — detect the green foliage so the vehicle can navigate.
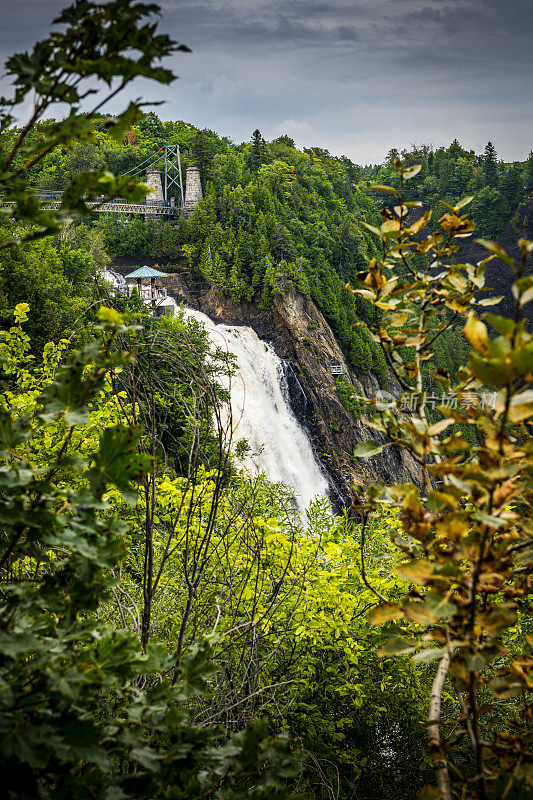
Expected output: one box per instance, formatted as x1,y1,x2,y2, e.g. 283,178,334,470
335,376,366,419
468,186,511,238
19,112,529,385
2,7,532,799
0,306,295,800
250,129,267,172
25,114,386,373
483,141,499,188
0,233,94,355
524,150,533,191
0,300,430,800
110,453,432,800
0,0,187,247
362,138,528,241
348,158,533,799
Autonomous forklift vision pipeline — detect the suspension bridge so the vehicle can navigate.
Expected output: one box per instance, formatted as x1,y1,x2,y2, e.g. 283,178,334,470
4,145,203,218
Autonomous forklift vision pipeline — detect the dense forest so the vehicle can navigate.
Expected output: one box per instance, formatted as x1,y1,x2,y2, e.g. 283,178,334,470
0,2,531,800
7,112,531,379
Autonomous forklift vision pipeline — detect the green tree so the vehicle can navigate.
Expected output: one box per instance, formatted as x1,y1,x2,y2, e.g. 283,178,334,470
190,129,219,188
250,128,266,172
0,0,188,248
0,305,295,800
0,236,93,355
348,158,533,800
524,149,533,190
500,161,523,205
483,140,499,187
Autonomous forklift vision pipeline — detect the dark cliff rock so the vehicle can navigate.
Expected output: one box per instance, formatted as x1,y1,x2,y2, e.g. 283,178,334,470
144,274,422,508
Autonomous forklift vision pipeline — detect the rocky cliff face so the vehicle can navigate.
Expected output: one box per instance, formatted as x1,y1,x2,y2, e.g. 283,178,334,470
153,275,422,508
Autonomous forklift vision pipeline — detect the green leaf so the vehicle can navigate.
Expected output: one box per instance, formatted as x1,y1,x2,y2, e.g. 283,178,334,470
483,313,516,335
412,647,448,664
377,636,417,657
468,354,515,387
130,746,161,772
353,441,386,458
424,594,456,621
454,196,474,211
87,426,151,497
466,653,486,671
475,239,515,267
64,408,90,425
0,631,41,658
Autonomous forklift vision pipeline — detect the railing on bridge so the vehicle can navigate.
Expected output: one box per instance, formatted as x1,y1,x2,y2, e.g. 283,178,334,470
1,192,180,216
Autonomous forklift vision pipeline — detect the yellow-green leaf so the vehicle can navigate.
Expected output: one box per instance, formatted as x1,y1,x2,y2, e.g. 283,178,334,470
353,441,386,458
464,312,490,356
454,196,474,211
366,602,403,625
370,184,398,195
395,558,434,585
427,419,455,437
402,164,422,180
475,239,515,267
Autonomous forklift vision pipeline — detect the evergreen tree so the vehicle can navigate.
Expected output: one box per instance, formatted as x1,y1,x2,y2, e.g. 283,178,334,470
523,150,533,191
348,329,372,372
500,162,523,204
483,140,499,187
190,129,218,188
447,138,463,158
250,129,266,172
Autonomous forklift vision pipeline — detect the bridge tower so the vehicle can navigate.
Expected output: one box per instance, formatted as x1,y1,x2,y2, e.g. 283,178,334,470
146,170,164,206
183,166,203,218
163,145,184,207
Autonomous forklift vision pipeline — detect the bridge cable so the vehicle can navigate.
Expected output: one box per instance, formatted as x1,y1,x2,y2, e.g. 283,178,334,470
120,148,164,176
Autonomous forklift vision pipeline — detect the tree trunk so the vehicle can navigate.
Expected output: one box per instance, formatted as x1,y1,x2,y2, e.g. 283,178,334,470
428,652,452,800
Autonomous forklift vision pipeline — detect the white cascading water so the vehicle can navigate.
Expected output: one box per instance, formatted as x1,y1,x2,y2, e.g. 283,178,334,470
182,307,329,520
100,269,328,519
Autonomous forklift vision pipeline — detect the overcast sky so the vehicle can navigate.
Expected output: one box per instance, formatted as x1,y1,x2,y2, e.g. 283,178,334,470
2,0,532,164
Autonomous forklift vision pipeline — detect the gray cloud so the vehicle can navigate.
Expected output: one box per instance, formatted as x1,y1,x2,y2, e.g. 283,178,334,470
0,0,532,163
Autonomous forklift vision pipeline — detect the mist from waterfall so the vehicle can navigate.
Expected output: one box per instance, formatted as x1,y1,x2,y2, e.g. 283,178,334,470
182,307,329,520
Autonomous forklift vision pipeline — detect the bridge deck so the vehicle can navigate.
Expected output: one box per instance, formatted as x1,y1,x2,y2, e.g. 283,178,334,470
1,200,179,216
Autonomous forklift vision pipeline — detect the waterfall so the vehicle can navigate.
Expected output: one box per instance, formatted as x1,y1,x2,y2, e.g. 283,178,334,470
102,267,126,287
182,307,329,520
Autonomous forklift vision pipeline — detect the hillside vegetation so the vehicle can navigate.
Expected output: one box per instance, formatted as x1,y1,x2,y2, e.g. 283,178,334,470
8,117,530,377
0,3,532,799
